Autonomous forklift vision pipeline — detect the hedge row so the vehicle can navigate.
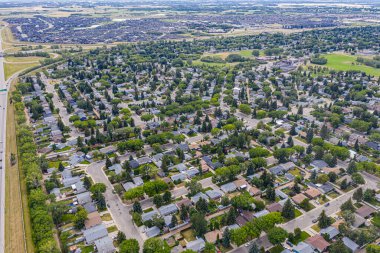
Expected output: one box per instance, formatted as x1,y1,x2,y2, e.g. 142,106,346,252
13,88,59,253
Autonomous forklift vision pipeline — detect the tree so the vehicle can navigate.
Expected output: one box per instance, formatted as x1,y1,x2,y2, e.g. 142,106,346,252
353,188,363,202
364,189,376,202
329,241,350,253
190,213,208,237
340,178,348,190
347,161,357,174
196,198,209,214
268,227,288,245
222,227,231,247
249,244,260,253
105,156,112,168
74,207,88,229
266,187,276,201
119,239,140,253
171,215,178,228
143,238,170,253
328,172,337,182
153,194,164,207
306,128,314,143
281,199,295,220
226,207,237,225
290,124,297,136
239,104,252,115
186,181,202,196
320,124,329,139
318,210,331,229
341,198,355,212
342,210,355,225
204,242,216,253
133,201,142,213
58,162,65,172
351,173,365,184
367,244,380,253
116,231,126,244
90,183,106,194
83,176,92,189
49,202,69,225
162,191,172,203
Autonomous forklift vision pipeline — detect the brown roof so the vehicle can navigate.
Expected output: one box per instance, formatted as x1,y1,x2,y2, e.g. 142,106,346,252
176,198,193,208
292,193,308,204
236,216,249,226
234,179,248,188
356,204,376,218
306,235,330,251
304,187,321,199
322,167,340,174
85,212,102,229
266,202,283,213
204,230,222,243
241,210,255,221
249,186,262,196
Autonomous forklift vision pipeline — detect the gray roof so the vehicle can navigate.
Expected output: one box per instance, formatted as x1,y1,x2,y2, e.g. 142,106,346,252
109,164,123,175
320,226,339,239
146,226,160,238
132,176,144,186
205,189,223,199
83,202,97,213
171,173,187,182
191,192,209,204
83,224,108,244
63,176,81,187
186,168,199,178
142,210,159,222
169,163,187,172
342,237,359,252
311,160,328,169
76,191,92,205
122,182,137,191
94,236,115,253
158,204,178,216
318,182,334,194
186,238,205,252
254,210,270,218
293,242,314,253
220,182,237,193
137,157,152,164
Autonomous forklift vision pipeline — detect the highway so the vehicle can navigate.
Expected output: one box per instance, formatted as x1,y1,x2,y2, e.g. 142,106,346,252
0,25,7,253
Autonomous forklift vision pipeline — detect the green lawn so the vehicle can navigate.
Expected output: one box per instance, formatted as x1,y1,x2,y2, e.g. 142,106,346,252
295,209,303,218
311,224,320,232
270,245,285,253
290,231,310,245
107,225,118,233
181,228,196,242
313,53,380,76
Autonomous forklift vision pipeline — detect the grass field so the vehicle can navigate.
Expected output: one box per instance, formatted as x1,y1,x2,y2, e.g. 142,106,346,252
5,56,44,63
312,53,380,76
192,49,262,67
5,78,33,253
4,61,40,80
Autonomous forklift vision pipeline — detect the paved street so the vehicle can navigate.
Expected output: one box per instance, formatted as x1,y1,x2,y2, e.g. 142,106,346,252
0,25,7,253
86,161,144,246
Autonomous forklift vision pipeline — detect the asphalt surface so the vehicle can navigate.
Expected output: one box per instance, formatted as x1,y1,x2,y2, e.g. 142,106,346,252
0,26,8,253
86,161,144,246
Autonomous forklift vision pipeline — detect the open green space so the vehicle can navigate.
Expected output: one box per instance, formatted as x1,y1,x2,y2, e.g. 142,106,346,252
312,53,380,76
